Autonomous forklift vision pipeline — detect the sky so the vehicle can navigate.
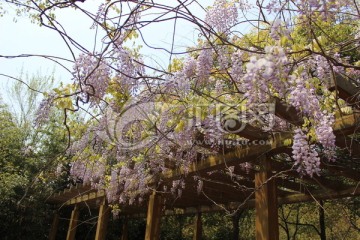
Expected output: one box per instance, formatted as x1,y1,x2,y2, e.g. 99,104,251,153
0,1,103,91
0,0,213,107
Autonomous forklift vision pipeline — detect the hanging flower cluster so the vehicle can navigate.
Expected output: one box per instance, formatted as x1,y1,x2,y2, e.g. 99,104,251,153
73,53,111,104
292,128,321,177
206,0,238,33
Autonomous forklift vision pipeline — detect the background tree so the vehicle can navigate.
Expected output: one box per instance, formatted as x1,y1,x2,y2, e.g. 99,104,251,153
0,73,72,239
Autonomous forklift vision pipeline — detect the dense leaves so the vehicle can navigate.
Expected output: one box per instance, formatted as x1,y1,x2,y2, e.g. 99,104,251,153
0,78,70,239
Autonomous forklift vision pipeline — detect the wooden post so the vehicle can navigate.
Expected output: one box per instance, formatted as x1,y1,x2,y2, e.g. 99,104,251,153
49,211,60,240
120,217,129,240
319,200,326,240
145,192,162,240
66,204,80,240
255,156,279,240
193,212,202,240
95,198,110,240
232,211,242,240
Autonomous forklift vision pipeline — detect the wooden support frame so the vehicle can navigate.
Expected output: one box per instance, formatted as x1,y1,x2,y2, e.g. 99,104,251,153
95,198,110,240
255,156,279,240
44,111,360,240
193,211,202,240
66,204,80,240
49,211,59,240
145,192,163,240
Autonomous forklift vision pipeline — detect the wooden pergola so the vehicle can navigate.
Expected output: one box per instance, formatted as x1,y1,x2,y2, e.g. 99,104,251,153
46,76,360,240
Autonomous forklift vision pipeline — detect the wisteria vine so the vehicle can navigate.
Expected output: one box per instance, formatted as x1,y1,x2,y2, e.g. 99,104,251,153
12,0,360,206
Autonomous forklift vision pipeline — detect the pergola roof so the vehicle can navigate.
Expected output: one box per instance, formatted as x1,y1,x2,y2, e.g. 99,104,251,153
46,75,360,215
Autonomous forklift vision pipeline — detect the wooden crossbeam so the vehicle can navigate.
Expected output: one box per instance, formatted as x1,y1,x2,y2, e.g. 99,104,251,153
47,184,94,204
164,132,290,179
333,113,360,135
163,185,360,216
163,144,267,178
321,164,360,182
279,186,360,204
329,74,359,105
163,194,218,208
274,98,303,126
277,178,312,193
65,190,105,206
164,205,229,215
201,186,250,203
233,122,270,140
271,160,351,191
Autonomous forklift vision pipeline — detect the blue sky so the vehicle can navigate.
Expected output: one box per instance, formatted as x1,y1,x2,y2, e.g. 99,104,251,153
0,1,100,86
0,0,212,105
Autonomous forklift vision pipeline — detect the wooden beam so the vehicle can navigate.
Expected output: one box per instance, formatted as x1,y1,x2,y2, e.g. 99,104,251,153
329,74,359,105
164,184,360,215
193,212,202,240
322,164,360,182
232,122,270,140
271,160,351,191
333,113,360,135
67,190,106,206
95,198,110,240
66,204,79,240
164,132,290,179
49,212,59,240
274,98,303,126
279,186,360,204
145,192,163,240
255,156,279,240
277,178,313,193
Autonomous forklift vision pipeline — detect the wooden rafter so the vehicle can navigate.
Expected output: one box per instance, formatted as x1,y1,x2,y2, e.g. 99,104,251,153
329,74,359,105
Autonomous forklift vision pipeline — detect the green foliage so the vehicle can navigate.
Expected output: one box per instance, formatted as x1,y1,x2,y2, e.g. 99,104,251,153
279,201,360,239
161,215,192,240
0,74,71,239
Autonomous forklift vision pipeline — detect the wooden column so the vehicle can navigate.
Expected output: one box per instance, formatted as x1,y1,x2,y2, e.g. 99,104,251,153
193,212,202,240
49,211,60,240
120,217,129,240
66,204,80,240
95,198,110,240
319,200,326,240
232,211,242,240
255,156,279,240
145,192,163,240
